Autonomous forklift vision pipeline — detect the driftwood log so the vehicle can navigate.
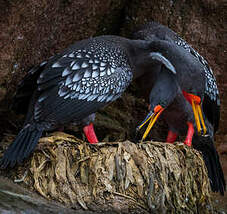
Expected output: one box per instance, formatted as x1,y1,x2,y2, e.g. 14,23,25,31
10,132,213,214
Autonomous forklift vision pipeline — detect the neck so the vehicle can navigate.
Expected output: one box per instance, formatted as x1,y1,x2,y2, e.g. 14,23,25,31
124,40,152,78
128,41,177,80
149,67,179,109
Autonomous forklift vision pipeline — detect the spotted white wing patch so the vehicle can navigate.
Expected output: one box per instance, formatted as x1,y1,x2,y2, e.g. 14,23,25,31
53,49,133,103
174,37,219,103
204,67,219,103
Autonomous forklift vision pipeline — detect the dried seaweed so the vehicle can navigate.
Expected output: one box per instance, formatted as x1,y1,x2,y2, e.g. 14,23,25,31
21,132,213,213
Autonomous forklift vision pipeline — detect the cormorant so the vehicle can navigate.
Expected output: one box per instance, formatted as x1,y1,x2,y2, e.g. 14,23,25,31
134,22,225,194
1,35,176,168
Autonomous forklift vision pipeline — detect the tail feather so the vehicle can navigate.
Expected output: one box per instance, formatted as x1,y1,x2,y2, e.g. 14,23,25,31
0,124,43,168
192,135,226,195
14,128,30,157
22,129,42,160
16,131,30,162
16,128,35,163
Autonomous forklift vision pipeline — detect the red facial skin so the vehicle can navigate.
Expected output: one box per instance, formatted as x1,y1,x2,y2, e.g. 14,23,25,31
182,90,201,105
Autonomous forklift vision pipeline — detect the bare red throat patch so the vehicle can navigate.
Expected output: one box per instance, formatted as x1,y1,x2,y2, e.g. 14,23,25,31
182,90,201,104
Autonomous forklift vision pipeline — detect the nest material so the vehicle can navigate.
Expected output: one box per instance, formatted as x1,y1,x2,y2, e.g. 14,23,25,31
20,132,213,213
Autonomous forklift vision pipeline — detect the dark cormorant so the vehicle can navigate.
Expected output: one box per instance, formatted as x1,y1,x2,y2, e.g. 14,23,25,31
1,35,175,168
134,22,225,194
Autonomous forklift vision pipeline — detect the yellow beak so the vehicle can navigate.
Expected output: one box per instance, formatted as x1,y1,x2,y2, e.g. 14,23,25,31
191,100,207,135
137,105,164,141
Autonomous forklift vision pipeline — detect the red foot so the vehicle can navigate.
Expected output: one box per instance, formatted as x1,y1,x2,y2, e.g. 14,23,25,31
166,130,178,143
83,123,98,144
58,127,64,132
184,122,194,147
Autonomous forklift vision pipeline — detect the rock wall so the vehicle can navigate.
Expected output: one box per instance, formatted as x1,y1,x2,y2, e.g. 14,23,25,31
0,0,126,96
0,0,226,146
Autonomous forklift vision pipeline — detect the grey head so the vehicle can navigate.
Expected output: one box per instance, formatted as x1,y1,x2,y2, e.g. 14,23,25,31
149,66,179,111
133,21,220,132
134,25,206,99
136,66,180,140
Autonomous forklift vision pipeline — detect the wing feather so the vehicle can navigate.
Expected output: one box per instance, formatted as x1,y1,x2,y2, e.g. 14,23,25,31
33,43,133,125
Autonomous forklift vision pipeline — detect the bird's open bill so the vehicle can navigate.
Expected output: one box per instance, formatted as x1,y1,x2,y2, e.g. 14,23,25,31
137,105,164,141
191,100,207,135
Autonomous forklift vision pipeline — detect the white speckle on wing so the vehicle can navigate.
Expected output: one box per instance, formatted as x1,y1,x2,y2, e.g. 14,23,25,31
79,94,87,99
73,73,81,81
87,94,98,101
84,70,91,78
100,66,105,71
100,62,106,67
62,67,71,77
52,62,61,68
106,95,114,102
110,67,115,73
85,88,90,94
99,85,103,91
58,88,68,97
104,87,109,93
72,63,80,70
97,95,105,102
73,84,78,90
92,87,98,94
100,71,105,76
70,61,76,66
57,38,133,103
92,71,99,78
75,84,81,92
107,68,111,75
68,53,75,58
92,64,98,70
40,61,47,66
76,53,82,58
81,62,89,68
116,87,120,93
65,76,72,86
64,94,70,99
71,92,79,99
38,95,46,103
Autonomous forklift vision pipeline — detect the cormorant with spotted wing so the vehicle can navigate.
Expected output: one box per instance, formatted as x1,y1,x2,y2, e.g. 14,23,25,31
134,22,225,194
1,35,176,168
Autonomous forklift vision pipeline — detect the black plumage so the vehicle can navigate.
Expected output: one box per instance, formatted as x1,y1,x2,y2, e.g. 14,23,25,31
1,35,176,168
134,22,225,194
134,22,220,132
149,67,194,135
